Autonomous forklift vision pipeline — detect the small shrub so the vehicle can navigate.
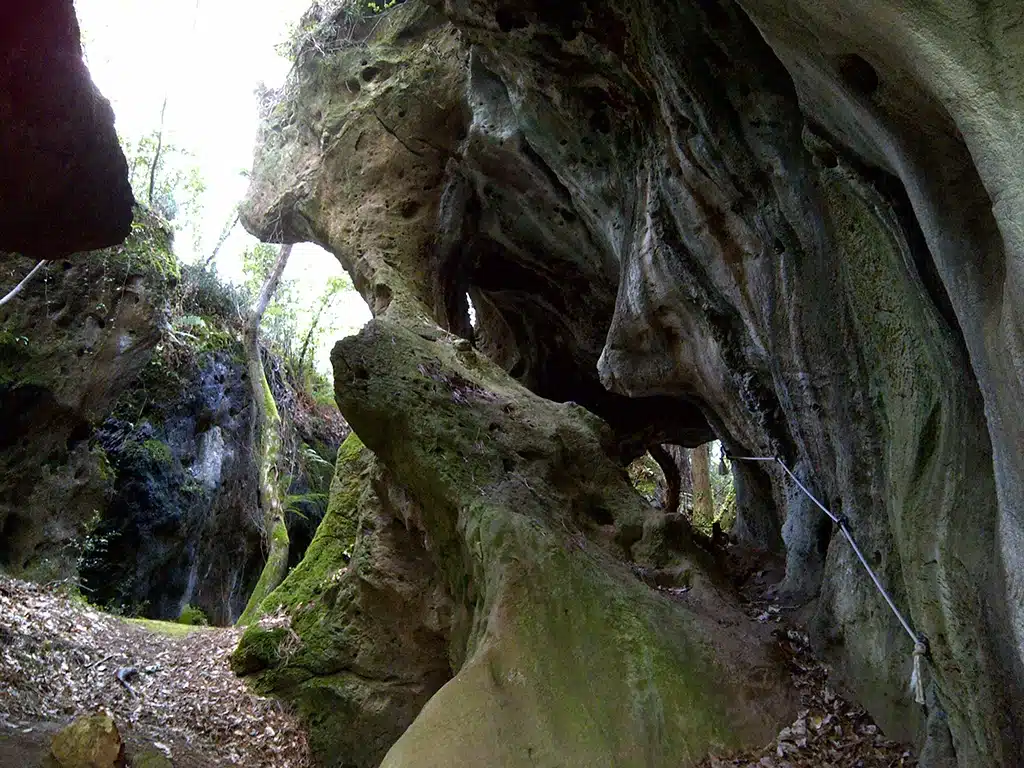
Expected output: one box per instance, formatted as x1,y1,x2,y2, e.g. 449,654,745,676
177,262,249,323
178,604,210,626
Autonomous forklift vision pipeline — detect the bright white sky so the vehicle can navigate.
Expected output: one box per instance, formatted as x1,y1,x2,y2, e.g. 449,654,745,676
74,0,371,372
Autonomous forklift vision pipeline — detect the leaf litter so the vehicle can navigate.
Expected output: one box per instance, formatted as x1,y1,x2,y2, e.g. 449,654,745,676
0,576,311,767
697,554,919,768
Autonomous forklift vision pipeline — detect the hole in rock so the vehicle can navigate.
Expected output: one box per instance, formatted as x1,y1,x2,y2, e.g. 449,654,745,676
838,53,879,97
586,503,615,526
66,421,91,453
628,441,737,534
495,7,529,32
360,66,379,82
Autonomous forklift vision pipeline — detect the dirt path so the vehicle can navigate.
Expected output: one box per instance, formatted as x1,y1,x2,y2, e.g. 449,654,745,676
1,550,918,768
0,577,310,767
693,546,919,768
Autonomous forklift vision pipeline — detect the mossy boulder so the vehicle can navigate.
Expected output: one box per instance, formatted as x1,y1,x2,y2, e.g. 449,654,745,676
49,713,124,768
325,318,795,767
128,747,172,768
232,432,452,767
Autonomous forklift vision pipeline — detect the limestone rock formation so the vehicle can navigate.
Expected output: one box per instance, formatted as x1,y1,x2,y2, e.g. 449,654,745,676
240,0,1024,765
0,211,175,578
233,434,454,767
0,223,343,625
0,1,133,258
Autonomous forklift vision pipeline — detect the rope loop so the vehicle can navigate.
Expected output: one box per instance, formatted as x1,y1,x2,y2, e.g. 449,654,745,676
729,451,929,709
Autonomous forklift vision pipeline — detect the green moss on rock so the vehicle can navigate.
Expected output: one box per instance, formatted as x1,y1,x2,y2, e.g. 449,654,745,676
231,430,452,767
330,318,795,767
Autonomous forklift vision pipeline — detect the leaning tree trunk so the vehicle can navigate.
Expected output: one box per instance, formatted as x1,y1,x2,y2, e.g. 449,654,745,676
690,443,713,531
237,244,293,626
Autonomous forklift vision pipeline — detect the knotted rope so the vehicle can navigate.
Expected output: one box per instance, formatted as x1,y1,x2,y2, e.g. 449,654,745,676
729,453,929,705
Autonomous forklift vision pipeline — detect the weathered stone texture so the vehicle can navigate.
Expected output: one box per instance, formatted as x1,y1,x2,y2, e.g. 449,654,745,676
241,0,1024,764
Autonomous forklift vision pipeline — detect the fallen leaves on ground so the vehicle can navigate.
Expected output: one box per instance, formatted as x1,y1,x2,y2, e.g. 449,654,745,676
699,562,918,768
0,576,311,767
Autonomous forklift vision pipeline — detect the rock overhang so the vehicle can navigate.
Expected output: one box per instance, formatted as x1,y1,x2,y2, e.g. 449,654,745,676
0,1,134,258
240,1,1024,763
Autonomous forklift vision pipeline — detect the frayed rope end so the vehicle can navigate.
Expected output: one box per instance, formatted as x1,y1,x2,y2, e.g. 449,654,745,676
910,639,929,705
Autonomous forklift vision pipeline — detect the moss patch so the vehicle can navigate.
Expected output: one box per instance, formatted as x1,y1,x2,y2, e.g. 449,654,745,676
126,618,208,637
330,318,794,767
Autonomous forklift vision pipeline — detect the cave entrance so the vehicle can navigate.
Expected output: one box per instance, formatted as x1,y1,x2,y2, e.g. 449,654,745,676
627,440,736,533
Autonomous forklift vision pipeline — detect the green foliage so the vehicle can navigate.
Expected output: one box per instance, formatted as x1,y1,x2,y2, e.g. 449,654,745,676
117,212,180,283
74,510,110,578
177,604,210,626
142,439,173,466
109,342,192,428
627,454,661,503
122,134,205,219
170,313,238,355
238,243,353,383
176,262,249,324
274,0,408,63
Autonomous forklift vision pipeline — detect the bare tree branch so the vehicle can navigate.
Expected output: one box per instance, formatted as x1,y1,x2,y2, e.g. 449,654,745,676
0,260,47,308
249,244,293,331
147,96,169,206
201,210,239,268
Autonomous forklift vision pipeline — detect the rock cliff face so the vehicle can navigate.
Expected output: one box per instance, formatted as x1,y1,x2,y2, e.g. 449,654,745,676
0,225,344,625
79,340,345,625
241,1,1024,765
0,0,133,257
0,212,175,578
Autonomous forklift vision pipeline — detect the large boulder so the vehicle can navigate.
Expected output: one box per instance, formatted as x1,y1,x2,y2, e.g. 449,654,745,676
50,713,124,768
0,1,133,257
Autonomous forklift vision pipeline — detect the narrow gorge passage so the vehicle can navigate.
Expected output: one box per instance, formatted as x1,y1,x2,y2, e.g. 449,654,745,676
3,0,1023,766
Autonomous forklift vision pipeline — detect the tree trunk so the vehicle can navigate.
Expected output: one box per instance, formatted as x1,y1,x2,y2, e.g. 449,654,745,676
201,211,238,268
296,291,338,378
147,96,169,207
690,443,713,532
237,244,293,625
649,444,681,514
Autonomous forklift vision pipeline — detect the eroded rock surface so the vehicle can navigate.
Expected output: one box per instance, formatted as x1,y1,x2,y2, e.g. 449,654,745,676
0,1,133,257
0,212,174,577
241,0,1024,764
333,321,792,766
233,434,454,768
